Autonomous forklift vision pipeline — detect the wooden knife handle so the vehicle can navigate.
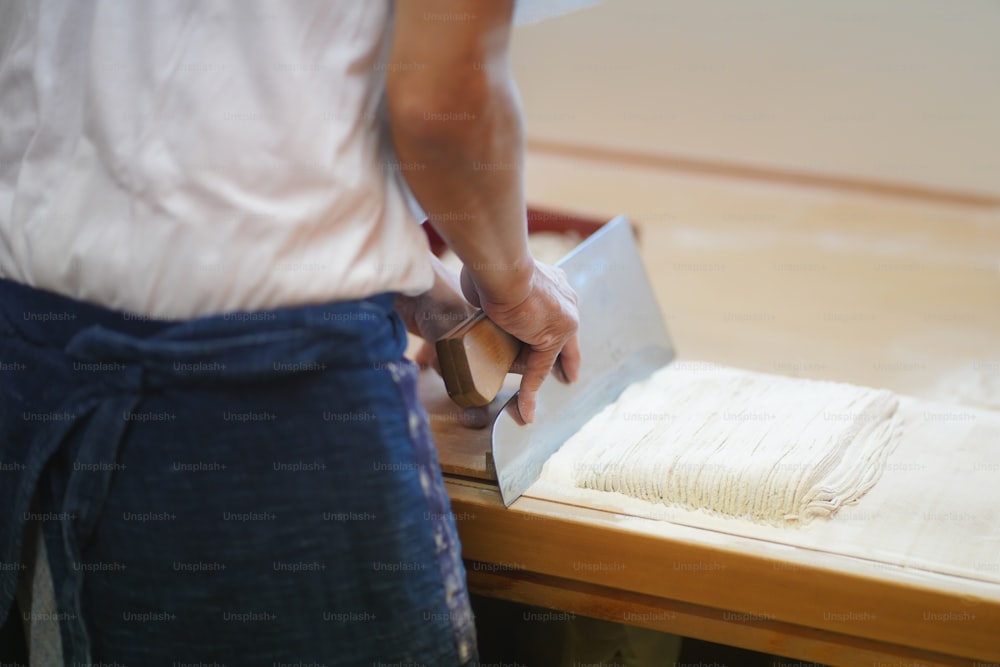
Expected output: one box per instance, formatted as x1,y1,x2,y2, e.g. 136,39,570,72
435,311,521,407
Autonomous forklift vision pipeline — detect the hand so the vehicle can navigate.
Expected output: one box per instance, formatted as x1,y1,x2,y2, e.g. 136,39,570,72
461,259,581,423
395,255,489,428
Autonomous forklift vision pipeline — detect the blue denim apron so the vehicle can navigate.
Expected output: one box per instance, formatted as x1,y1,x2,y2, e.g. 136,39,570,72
0,278,476,666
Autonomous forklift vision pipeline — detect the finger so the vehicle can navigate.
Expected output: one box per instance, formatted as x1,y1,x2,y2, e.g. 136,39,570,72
551,356,568,384
459,266,482,308
502,397,527,427
414,341,441,375
458,406,490,429
555,333,582,383
508,346,532,376
516,346,562,424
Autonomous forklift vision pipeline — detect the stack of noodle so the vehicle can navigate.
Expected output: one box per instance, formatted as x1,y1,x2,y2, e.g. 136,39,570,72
543,363,901,525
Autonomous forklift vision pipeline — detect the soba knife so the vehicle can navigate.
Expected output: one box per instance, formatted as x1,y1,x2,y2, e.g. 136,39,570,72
437,215,674,505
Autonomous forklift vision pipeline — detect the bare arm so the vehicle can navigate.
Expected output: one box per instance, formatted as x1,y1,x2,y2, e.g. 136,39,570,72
388,0,530,301
388,0,580,422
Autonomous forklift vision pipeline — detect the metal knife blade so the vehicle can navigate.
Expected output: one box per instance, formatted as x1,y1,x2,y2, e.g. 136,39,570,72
491,215,675,506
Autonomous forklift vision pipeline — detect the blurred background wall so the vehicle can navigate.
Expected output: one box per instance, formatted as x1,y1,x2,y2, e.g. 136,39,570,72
511,0,1000,200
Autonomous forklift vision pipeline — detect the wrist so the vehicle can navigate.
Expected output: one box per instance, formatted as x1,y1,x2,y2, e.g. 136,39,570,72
470,254,535,312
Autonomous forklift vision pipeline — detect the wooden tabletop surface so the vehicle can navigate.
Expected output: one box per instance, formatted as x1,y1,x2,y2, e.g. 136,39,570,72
419,154,1000,664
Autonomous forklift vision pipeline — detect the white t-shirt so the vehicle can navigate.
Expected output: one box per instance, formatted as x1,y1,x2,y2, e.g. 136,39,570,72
0,1,433,318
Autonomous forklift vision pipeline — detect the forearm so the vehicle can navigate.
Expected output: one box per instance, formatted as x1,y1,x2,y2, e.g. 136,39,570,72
393,82,530,305
387,1,532,308
386,1,579,423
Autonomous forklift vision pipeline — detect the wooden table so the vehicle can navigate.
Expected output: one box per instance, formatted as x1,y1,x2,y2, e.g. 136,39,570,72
422,368,1000,667
419,169,1000,664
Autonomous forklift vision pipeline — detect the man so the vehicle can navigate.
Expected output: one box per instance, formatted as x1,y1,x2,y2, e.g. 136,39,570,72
0,1,579,664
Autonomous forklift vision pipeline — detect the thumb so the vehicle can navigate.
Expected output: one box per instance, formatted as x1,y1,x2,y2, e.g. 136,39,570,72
457,405,490,429
414,340,440,374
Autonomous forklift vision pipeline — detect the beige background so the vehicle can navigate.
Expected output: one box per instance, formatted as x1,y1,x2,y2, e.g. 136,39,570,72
512,0,1000,199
